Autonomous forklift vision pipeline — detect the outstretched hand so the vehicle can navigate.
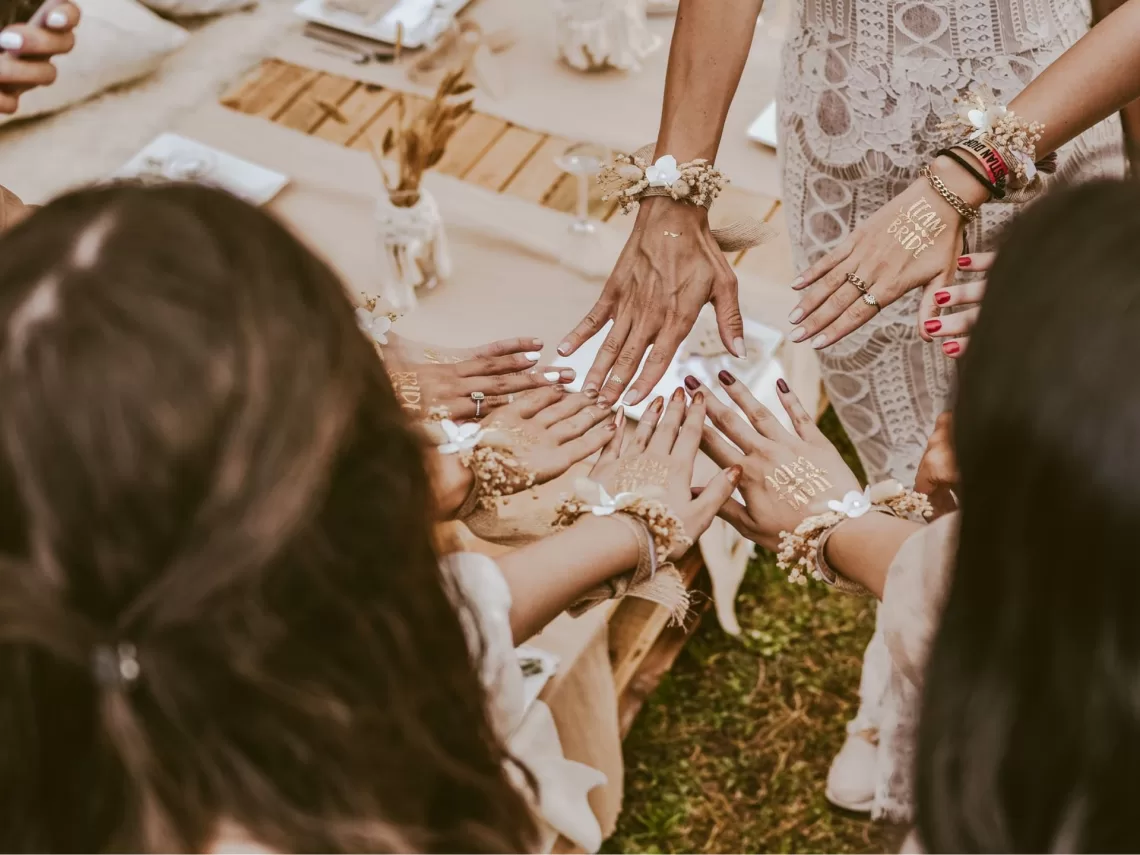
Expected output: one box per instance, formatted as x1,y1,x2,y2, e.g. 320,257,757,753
918,251,993,358
0,3,80,114
557,199,743,409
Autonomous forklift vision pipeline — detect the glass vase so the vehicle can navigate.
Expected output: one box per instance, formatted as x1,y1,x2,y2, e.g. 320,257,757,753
552,0,661,73
375,188,452,315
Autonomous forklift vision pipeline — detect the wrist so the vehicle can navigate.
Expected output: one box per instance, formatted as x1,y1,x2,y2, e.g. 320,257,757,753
572,514,641,574
433,452,476,520
634,195,710,228
931,155,992,210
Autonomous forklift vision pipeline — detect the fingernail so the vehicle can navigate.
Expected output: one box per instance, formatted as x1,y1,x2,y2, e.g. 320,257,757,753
923,319,942,334
557,341,572,356
531,338,544,348
559,368,576,381
0,31,23,50
790,327,806,343
693,391,705,405
623,388,643,405
597,398,610,408
583,383,598,396
47,10,68,28
718,370,735,386
683,375,699,391
935,291,951,305
732,337,747,358
672,387,684,402
728,465,743,486
957,256,970,269
788,307,804,324
811,334,828,350
524,351,541,362
790,276,804,288
943,341,961,356
649,396,664,413
614,407,626,429
543,371,560,382
777,378,790,394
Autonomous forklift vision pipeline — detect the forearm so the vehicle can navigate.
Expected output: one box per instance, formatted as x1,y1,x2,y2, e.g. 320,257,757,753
497,516,639,642
653,0,764,163
824,514,922,600
1007,0,1140,156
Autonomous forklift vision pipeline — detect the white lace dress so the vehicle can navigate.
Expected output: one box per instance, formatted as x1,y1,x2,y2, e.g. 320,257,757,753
775,0,1124,822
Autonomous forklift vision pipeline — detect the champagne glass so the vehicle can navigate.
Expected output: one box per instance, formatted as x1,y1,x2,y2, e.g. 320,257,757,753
554,142,609,236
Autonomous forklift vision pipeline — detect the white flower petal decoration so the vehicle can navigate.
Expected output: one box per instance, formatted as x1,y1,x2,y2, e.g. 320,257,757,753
826,488,873,518
645,155,681,188
355,308,393,345
437,419,484,455
573,477,641,516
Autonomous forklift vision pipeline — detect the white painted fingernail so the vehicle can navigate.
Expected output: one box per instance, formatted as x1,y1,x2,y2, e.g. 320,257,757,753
790,276,804,288
557,341,572,356
47,9,68,27
0,31,24,50
790,327,807,343
811,334,828,350
732,337,747,358
524,351,541,362
543,371,560,382
788,307,804,324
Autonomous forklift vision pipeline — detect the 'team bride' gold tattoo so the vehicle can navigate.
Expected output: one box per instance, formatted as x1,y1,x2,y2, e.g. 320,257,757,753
765,456,834,509
886,197,949,259
390,371,423,412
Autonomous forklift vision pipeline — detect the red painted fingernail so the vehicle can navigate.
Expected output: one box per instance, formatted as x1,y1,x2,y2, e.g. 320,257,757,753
777,378,790,394
958,256,971,268
943,341,961,356
728,465,743,486
718,370,736,386
924,319,942,333
672,387,685,402
650,396,664,413
693,391,705,405
935,291,951,305
684,375,700,391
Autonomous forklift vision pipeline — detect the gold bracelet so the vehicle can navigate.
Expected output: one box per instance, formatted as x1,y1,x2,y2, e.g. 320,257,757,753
920,165,979,223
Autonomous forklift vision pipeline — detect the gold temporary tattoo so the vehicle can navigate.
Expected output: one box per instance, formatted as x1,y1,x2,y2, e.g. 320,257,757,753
389,371,423,412
482,423,540,449
615,456,670,493
765,456,833,509
423,348,442,364
886,197,949,259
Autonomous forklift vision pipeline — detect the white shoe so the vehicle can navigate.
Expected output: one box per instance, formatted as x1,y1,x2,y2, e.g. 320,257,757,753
825,730,878,813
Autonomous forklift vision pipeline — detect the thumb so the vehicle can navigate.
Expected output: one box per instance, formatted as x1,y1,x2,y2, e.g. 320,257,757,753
918,268,953,342
710,273,746,358
688,466,743,533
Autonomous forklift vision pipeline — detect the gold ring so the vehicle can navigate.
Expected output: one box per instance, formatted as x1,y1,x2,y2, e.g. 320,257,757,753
861,292,880,310
846,272,870,293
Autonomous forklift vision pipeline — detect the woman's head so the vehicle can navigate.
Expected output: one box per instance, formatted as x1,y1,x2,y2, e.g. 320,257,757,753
0,183,534,852
917,179,1140,852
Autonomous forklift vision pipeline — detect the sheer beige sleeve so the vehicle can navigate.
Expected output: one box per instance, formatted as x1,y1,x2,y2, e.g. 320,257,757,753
880,513,959,691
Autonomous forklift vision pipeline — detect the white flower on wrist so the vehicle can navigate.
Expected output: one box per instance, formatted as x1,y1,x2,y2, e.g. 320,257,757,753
438,419,483,455
645,155,681,188
356,307,393,345
574,478,640,516
827,487,873,518
965,105,1008,138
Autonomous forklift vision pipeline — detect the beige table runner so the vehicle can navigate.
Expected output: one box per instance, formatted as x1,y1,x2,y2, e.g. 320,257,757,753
273,0,785,200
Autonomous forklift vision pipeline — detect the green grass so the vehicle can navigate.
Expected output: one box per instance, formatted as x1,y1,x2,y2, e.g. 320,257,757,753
605,409,902,854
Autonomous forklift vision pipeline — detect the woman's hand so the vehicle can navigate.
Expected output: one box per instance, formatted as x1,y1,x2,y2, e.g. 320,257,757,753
0,3,80,114
384,331,575,384
915,410,958,519
919,251,992,358
685,372,861,550
788,157,989,349
384,340,574,421
430,387,617,518
557,199,742,408
586,387,741,556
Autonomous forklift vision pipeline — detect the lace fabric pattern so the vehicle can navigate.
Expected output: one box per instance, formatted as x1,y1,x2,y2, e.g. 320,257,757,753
775,0,1124,822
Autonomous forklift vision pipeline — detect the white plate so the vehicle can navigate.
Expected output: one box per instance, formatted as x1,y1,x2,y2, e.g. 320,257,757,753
112,133,289,207
294,0,473,48
747,101,779,149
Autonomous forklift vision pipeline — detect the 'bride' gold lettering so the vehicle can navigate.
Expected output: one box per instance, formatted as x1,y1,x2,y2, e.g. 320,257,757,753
886,197,949,259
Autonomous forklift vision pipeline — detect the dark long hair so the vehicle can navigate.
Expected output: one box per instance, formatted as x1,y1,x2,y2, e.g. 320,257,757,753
0,183,537,852
916,179,1140,852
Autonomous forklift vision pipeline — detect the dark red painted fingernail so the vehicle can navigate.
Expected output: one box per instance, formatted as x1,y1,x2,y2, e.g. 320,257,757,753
777,378,790,394
943,341,961,356
924,319,942,333
684,375,700,391
718,370,736,386
935,291,951,305
957,256,971,268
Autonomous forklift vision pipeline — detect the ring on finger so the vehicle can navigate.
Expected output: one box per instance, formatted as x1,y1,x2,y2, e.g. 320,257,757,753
861,291,881,311
845,272,871,294
471,391,485,418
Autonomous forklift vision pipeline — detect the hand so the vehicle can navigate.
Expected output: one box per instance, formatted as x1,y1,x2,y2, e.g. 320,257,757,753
558,198,742,408
788,157,988,349
0,3,80,115
915,410,958,520
384,340,574,420
384,331,575,384
430,387,618,517
586,387,741,557
920,251,992,358
686,372,861,550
